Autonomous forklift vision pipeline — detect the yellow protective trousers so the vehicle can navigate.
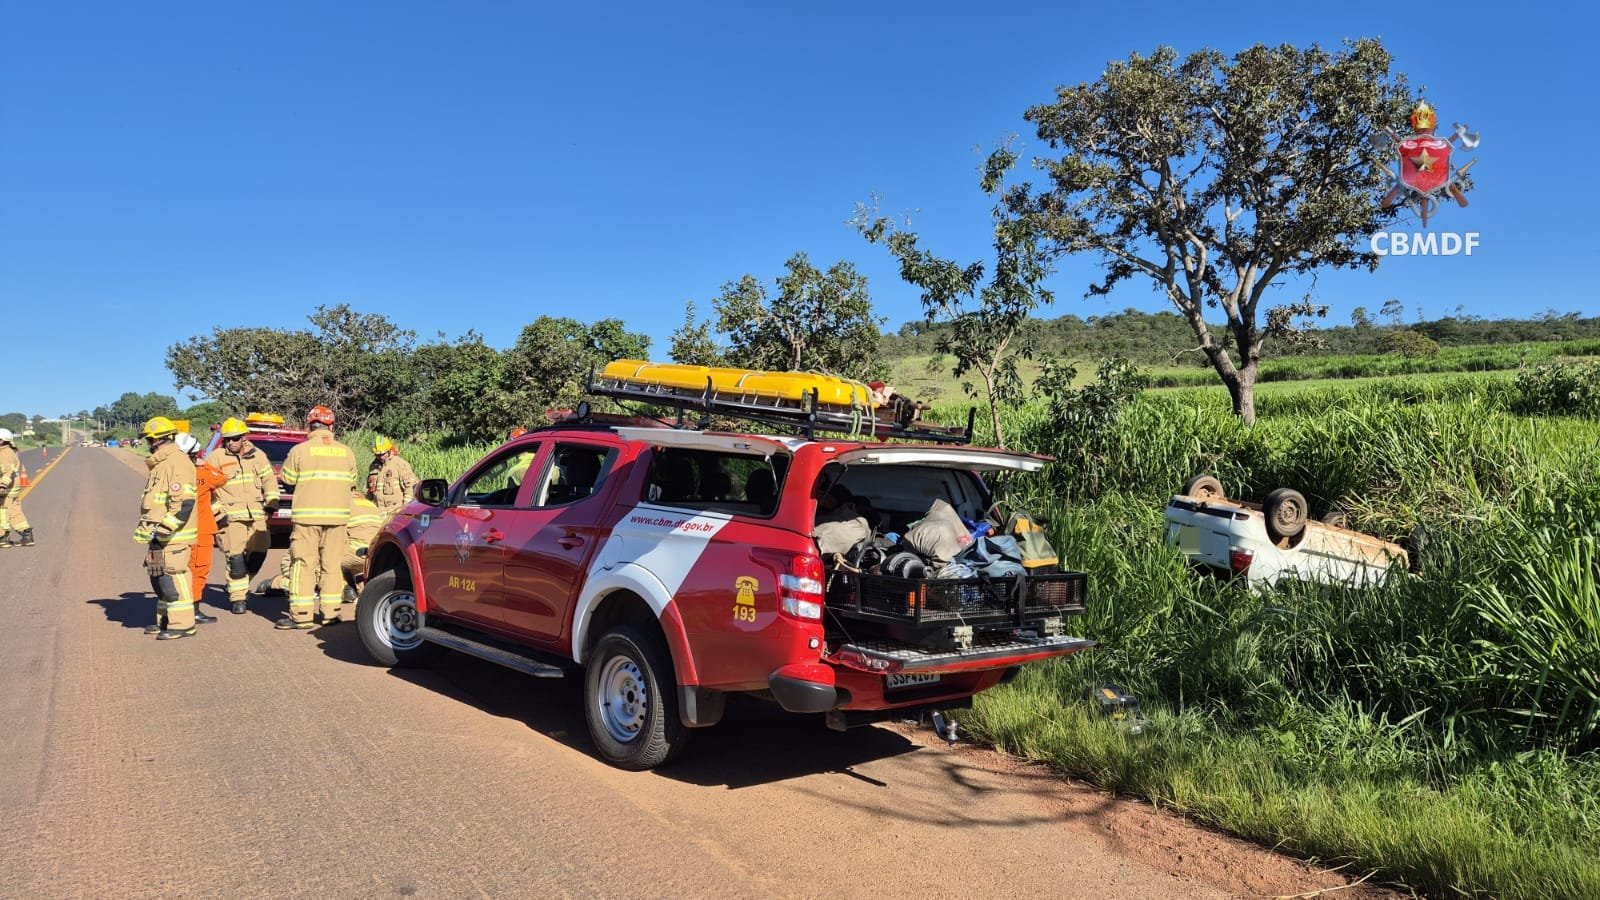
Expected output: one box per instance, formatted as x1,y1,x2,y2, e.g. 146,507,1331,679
289,523,347,622
1,492,27,533
219,517,270,600
146,541,195,630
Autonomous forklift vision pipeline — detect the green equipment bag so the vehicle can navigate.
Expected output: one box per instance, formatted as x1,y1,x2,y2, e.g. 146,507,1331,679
1001,507,1060,573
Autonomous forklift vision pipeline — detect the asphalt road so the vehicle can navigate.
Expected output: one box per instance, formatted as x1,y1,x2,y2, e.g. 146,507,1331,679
0,446,1362,898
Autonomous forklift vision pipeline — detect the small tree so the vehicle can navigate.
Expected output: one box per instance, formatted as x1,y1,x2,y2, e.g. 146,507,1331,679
995,40,1415,422
856,189,1052,449
668,301,724,366
711,253,884,381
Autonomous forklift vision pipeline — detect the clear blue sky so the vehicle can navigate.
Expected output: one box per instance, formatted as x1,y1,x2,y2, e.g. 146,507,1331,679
1,1,1591,415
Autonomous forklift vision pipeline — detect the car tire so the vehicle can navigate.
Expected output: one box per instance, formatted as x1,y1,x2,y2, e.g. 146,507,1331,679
584,626,688,770
356,568,443,668
1264,488,1309,541
245,550,268,579
1182,474,1225,501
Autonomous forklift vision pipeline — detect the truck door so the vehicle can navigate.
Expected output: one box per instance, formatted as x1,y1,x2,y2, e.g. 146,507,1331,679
499,439,619,648
418,442,543,630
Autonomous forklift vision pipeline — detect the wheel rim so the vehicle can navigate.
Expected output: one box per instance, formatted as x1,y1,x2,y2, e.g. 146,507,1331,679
376,591,423,651
1274,499,1305,530
597,655,649,744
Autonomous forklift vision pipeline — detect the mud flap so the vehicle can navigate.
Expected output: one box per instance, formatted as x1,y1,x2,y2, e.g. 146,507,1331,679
678,686,726,728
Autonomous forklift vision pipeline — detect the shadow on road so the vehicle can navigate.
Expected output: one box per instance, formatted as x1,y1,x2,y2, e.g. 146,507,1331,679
86,592,161,630
314,635,920,788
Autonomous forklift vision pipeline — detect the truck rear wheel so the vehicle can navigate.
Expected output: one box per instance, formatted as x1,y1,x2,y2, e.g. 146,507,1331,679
584,626,688,770
357,568,443,668
1264,488,1308,541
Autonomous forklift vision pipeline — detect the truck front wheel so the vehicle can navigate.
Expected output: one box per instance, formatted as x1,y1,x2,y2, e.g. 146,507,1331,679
584,626,688,770
357,568,444,668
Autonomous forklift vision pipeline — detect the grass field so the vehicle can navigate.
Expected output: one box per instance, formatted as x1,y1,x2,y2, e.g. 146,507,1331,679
959,368,1600,898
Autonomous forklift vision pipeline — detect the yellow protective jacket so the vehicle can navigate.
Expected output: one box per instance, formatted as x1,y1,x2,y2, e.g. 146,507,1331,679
347,495,385,553
281,430,357,525
140,442,199,545
372,454,418,515
0,445,21,495
206,440,281,521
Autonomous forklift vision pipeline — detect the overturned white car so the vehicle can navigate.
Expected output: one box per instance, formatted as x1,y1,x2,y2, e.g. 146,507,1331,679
1163,475,1409,588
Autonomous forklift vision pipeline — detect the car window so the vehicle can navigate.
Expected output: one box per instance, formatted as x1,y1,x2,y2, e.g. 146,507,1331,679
644,447,788,516
533,443,616,508
456,444,540,507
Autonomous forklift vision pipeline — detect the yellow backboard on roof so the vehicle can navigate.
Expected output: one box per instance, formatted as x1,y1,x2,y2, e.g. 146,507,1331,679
245,412,286,426
600,360,876,409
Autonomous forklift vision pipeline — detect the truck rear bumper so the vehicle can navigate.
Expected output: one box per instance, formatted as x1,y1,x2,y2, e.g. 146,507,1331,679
768,663,845,713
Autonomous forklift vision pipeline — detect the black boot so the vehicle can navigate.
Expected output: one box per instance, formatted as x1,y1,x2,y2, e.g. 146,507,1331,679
144,617,168,635
156,625,197,640
19,529,34,547
275,617,315,630
231,601,247,615
193,607,218,624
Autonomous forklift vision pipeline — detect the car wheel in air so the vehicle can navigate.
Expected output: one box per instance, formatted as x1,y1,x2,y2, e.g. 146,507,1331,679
1264,488,1309,541
1183,474,1225,501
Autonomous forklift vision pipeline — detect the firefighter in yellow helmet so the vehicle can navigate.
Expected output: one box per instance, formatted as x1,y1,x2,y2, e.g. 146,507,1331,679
204,417,282,614
340,484,385,606
134,417,202,639
368,435,417,517
277,405,357,629
0,428,33,548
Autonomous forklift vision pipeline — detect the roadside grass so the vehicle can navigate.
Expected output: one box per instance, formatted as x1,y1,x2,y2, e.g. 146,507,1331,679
954,373,1600,897
972,677,1600,899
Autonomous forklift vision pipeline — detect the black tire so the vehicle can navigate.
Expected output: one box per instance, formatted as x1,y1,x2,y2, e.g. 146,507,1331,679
1264,488,1309,541
584,625,688,770
356,568,444,668
1321,506,1351,530
1183,474,1225,501
245,550,268,579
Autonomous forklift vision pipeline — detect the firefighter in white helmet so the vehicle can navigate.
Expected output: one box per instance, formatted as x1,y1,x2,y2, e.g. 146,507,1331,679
0,428,33,548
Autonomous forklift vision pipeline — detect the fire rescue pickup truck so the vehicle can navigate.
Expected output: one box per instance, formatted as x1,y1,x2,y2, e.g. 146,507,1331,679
355,363,1094,769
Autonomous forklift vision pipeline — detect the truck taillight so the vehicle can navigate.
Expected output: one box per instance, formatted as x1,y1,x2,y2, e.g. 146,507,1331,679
752,549,825,621
1229,548,1254,573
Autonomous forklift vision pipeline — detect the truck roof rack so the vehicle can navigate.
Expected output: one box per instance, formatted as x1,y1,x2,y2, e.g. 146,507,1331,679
585,367,974,445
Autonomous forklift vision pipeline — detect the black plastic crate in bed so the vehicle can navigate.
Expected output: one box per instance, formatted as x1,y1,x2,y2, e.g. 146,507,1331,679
855,573,1016,619
1022,572,1088,614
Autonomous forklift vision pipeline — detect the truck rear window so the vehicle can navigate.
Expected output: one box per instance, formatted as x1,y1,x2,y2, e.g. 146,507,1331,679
644,448,788,517
252,439,299,466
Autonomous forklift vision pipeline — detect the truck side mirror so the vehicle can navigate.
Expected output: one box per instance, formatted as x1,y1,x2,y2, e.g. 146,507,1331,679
415,479,448,507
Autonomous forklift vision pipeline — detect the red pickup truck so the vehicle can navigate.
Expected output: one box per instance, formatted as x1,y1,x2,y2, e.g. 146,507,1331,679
201,414,307,557
357,410,1092,770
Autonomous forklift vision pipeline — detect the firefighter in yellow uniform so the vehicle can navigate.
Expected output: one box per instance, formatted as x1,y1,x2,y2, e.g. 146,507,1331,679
0,428,33,548
135,417,201,640
340,487,385,606
368,436,418,517
205,417,282,614
278,405,357,629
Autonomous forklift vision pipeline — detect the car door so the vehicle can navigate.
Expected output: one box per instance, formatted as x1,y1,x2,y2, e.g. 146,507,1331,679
417,442,543,629
499,438,620,647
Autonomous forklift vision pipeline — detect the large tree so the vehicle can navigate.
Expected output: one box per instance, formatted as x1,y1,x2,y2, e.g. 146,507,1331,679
166,304,414,428
996,40,1415,422
711,253,884,381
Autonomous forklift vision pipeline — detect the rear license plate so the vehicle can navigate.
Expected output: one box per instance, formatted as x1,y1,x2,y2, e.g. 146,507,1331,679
886,673,941,691
273,508,292,520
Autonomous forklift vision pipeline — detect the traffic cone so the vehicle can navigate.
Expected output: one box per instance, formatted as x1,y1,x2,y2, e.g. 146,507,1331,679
18,473,28,488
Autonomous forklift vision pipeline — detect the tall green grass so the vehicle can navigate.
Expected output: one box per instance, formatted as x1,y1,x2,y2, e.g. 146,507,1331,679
959,374,1600,897
1145,338,1600,387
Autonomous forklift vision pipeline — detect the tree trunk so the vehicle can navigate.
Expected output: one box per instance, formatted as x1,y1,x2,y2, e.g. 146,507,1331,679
1223,364,1258,424
984,371,1006,449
